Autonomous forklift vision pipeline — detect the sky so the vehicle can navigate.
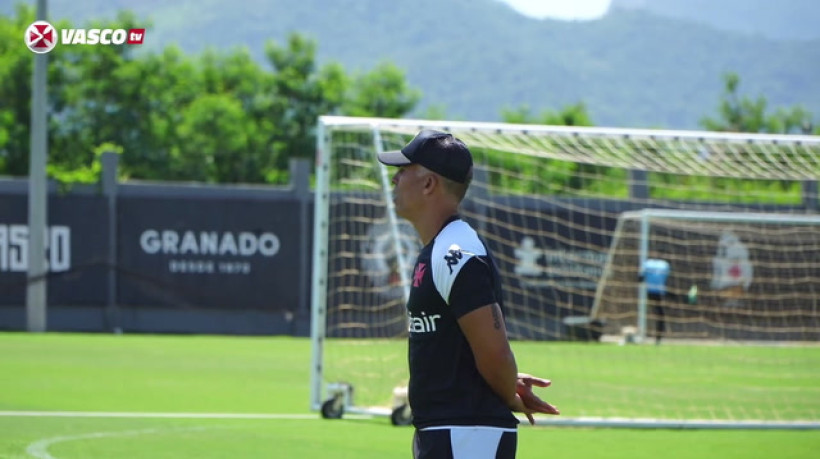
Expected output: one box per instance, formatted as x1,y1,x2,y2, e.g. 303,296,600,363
500,0,612,20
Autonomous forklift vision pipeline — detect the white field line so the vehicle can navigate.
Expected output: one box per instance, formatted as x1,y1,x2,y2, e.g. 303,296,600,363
25,426,214,459
0,411,360,420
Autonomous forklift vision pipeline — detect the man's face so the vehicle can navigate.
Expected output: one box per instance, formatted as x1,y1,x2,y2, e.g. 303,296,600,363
391,164,431,220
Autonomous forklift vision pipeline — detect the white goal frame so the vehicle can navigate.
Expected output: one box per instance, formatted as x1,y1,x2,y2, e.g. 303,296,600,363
310,116,820,429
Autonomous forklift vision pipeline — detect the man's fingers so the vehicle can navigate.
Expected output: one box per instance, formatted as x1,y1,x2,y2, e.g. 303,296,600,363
526,413,535,425
520,376,551,388
533,407,560,416
522,395,561,416
542,403,560,415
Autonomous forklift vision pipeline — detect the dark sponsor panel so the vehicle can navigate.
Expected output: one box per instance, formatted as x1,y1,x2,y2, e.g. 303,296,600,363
0,194,108,307
117,196,302,311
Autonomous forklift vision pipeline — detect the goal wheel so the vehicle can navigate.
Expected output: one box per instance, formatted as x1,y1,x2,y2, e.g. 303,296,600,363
321,397,344,419
390,403,413,426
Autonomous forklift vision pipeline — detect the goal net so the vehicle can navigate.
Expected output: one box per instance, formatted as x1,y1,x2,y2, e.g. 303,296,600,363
311,116,820,428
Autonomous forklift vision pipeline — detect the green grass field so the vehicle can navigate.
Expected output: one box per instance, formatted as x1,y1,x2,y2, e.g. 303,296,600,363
1,332,818,458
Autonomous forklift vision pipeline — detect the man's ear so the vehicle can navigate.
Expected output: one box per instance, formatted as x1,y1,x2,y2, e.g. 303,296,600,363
422,173,437,195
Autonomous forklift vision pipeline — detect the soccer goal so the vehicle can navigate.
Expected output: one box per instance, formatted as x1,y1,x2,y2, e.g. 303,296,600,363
592,209,820,344
311,116,820,428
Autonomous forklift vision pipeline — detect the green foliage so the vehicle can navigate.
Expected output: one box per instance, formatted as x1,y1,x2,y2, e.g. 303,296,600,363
0,3,421,184
173,93,259,183
417,104,450,121
0,3,36,176
694,73,816,204
264,34,350,176
48,12,145,175
700,73,815,134
343,62,422,118
501,102,594,128
650,174,802,205
493,103,628,197
46,142,123,192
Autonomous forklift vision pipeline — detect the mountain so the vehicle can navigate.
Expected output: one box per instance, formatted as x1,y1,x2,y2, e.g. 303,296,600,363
611,0,820,41
4,0,819,129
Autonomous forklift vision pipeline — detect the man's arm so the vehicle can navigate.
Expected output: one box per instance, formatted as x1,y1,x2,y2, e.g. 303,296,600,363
458,303,518,408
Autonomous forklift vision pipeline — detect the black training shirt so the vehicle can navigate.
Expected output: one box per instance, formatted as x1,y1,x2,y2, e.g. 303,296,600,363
407,216,518,429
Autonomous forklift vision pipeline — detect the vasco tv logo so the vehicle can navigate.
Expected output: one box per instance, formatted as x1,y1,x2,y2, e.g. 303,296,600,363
25,20,145,54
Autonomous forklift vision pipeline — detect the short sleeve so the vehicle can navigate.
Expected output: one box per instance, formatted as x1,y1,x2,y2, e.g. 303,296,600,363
448,257,497,318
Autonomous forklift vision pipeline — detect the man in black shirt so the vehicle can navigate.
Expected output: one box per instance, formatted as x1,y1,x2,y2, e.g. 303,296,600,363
379,130,560,458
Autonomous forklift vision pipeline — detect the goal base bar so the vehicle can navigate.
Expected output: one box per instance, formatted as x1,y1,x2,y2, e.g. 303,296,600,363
310,403,392,418
531,417,820,430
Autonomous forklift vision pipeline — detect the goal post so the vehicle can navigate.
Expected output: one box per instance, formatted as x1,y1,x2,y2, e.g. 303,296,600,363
311,119,414,421
311,115,820,428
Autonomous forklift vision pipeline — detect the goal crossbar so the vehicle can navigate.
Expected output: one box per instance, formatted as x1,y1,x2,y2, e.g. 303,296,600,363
621,209,820,224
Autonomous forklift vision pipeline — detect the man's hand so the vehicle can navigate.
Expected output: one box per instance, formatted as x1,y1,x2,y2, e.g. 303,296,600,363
515,373,560,425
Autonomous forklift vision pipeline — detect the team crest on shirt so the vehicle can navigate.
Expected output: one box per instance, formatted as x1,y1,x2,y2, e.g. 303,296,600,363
444,244,463,274
413,263,426,287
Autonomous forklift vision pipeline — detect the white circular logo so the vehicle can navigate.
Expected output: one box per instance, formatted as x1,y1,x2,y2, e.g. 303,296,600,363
360,221,420,300
26,21,57,54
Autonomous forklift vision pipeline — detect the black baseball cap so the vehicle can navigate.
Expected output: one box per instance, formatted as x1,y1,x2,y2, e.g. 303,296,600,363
378,130,473,184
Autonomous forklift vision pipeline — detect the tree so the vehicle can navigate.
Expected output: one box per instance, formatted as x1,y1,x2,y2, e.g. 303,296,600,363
343,62,421,118
501,102,593,127
113,45,202,180
49,12,147,175
700,72,816,134
0,4,39,175
176,47,273,182
264,34,347,175
497,102,632,196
